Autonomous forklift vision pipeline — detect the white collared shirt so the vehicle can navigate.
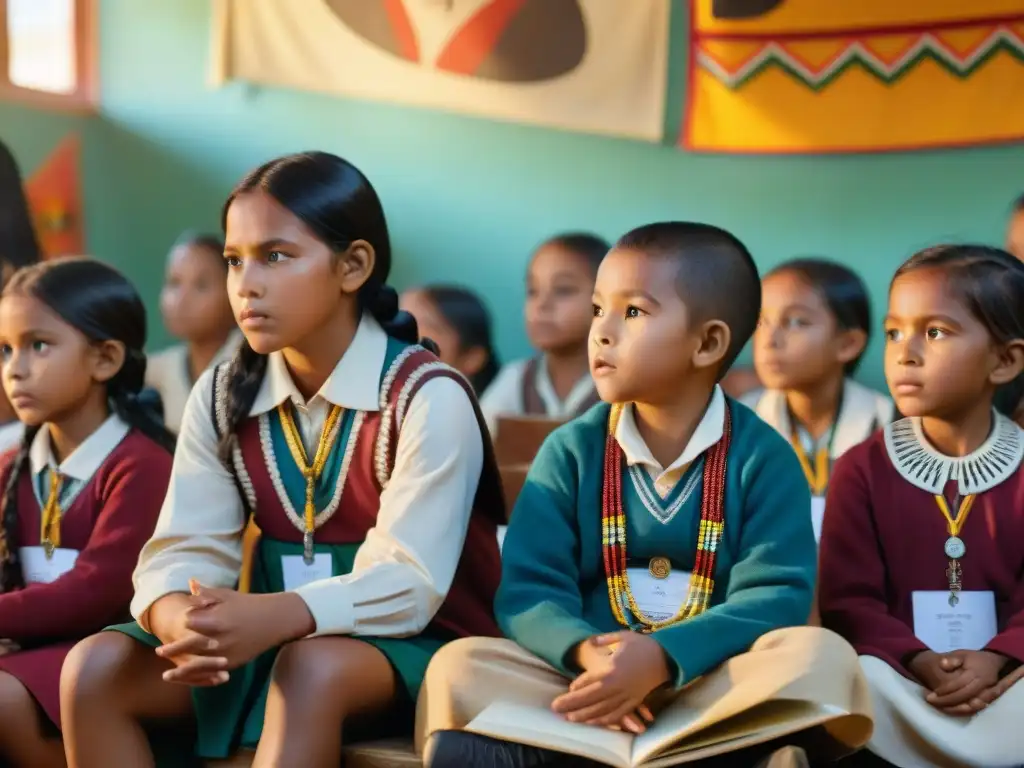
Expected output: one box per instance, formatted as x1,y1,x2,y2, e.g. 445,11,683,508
480,357,596,435
616,386,726,498
0,422,23,455
29,415,131,509
131,315,484,638
145,330,243,434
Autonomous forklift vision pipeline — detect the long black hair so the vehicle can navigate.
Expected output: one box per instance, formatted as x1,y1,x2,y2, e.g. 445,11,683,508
0,141,42,276
767,258,872,374
893,245,1024,416
420,285,500,394
0,257,175,591
217,151,426,462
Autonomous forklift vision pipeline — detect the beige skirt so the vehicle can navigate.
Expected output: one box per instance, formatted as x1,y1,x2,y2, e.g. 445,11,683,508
416,626,873,766
860,655,1024,768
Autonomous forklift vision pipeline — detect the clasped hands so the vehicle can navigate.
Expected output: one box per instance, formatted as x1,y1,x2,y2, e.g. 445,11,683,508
910,649,1022,715
551,631,672,735
150,579,314,687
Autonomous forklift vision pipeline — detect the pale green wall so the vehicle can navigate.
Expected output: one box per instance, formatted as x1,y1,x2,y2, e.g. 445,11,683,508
2,0,1023,389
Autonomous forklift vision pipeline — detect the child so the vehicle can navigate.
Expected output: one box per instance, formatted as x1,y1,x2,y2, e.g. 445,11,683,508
819,244,1024,768
743,258,894,541
146,232,240,433
420,223,872,768
1007,192,1024,261
480,232,607,434
400,284,500,394
60,152,504,767
0,257,174,768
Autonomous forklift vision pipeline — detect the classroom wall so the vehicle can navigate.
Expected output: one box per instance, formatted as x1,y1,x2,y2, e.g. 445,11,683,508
3,0,1023,389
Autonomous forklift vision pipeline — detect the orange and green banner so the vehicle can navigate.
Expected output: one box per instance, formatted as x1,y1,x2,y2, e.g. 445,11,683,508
683,0,1024,153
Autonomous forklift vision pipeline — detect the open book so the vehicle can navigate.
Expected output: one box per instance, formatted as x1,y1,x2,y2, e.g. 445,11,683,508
465,628,872,767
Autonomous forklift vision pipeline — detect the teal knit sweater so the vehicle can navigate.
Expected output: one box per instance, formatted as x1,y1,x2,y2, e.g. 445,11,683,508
496,399,815,687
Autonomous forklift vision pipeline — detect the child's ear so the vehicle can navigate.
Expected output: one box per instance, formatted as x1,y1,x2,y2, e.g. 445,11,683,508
836,328,868,368
990,340,1024,386
337,240,376,294
90,340,126,384
692,319,731,372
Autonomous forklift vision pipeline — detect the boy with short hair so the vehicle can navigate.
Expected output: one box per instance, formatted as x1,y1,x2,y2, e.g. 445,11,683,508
418,223,872,767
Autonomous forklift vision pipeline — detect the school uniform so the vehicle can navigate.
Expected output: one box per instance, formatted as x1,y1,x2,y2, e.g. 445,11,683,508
418,387,873,763
112,315,503,760
741,379,894,541
479,356,599,435
0,421,23,454
145,330,242,433
0,416,171,727
819,412,1024,768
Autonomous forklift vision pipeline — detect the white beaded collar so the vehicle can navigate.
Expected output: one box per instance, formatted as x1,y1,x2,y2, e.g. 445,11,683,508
884,411,1024,495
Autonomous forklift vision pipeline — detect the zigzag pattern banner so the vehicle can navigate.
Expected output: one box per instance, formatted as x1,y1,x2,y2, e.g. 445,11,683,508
683,1,1024,153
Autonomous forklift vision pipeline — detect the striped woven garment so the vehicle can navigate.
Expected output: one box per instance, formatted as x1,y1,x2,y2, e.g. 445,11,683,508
602,402,732,632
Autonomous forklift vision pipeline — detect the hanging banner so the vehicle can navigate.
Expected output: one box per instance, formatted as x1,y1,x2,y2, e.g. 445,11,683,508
211,0,669,141
683,0,1024,153
25,135,85,259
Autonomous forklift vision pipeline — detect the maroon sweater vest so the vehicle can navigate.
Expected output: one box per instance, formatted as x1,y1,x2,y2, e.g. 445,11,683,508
213,347,505,640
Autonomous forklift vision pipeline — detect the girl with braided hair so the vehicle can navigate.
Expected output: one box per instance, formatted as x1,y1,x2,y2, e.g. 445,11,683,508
61,152,504,767
0,257,173,767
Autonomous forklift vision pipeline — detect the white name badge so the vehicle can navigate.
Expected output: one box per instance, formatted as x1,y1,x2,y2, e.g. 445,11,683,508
626,567,691,623
19,546,79,584
811,497,826,543
282,553,334,592
912,590,998,653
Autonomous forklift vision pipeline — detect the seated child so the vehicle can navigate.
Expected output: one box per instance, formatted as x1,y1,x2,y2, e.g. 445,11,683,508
0,257,174,768
59,151,504,768
743,258,893,541
400,284,500,394
146,231,240,433
480,232,607,434
420,223,872,768
819,244,1024,768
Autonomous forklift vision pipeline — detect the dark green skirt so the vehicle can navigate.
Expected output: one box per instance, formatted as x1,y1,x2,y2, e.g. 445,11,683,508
108,538,446,760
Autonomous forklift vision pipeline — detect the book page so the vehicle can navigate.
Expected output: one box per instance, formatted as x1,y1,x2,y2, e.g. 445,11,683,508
465,701,633,768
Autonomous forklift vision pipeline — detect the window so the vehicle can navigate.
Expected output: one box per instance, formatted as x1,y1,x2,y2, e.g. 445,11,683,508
0,0,95,111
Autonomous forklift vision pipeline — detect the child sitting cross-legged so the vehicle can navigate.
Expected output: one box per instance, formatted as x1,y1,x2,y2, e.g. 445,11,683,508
417,223,874,768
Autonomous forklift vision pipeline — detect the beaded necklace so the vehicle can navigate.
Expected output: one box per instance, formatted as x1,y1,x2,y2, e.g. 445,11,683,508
602,402,732,632
277,402,344,564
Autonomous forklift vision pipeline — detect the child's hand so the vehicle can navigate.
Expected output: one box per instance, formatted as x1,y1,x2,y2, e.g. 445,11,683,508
157,583,314,685
926,650,1007,712
908,650,959,692
148,590,229,687
552,631,671,731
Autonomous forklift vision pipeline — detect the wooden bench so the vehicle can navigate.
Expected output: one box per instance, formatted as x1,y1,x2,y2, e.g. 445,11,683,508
493,415,563,467
499,464,530,517
207,738,419,767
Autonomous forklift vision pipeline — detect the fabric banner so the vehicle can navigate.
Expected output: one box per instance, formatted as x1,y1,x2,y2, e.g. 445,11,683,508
211,0,669,141
25,135,84,259
683,0,1024,153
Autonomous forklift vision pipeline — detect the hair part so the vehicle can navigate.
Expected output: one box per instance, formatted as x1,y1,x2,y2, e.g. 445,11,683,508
893,244,1024,416
0,141,42,277
767,257,872,374
216,151,430,463
541,231,610,275
0,257,175,592
615,221,761,377
419,285,500,394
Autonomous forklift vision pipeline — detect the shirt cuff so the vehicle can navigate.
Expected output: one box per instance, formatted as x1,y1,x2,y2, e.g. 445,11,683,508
131,565,237,632
293,578,356,637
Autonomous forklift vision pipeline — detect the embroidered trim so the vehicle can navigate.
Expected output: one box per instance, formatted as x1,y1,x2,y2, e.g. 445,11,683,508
374,346,423,487
884,411,1024,495
258,408,362,534
628,464,702,525
212,363,257,511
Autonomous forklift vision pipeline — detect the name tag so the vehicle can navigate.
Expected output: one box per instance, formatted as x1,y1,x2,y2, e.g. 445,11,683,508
19,546,79,584
811,497,826,543
912,590,998,653
281,553,333,591
626,566,691,623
